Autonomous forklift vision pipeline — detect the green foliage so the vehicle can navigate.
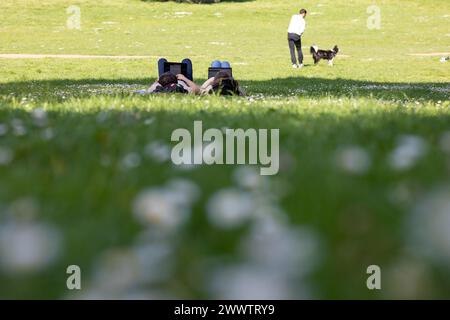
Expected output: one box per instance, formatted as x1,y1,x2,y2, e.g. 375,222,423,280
0,0,449,299
149,0,221,3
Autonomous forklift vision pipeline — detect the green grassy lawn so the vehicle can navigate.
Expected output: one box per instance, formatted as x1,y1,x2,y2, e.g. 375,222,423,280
0,0,449,299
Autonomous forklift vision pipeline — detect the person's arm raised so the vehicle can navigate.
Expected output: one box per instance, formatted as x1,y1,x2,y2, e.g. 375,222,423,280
200,77,215,94
177,74,200,94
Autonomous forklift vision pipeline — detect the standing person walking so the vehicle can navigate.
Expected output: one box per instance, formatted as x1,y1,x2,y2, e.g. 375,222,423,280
287,8,307,69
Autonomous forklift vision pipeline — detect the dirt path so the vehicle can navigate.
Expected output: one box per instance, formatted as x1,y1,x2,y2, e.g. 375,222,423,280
0,53,352,60
0,54,154,59
408,52,450,57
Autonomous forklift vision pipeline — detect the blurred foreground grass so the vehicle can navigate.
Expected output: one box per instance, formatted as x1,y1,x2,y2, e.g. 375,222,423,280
0,0,449,299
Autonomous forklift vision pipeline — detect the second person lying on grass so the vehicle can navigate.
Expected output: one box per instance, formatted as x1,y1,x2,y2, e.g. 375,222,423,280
147,71,243,96
200,71,244,96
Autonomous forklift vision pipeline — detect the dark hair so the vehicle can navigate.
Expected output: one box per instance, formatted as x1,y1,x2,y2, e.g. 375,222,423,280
158,72,177,87
300,9,307,15
214,70,231,81
212,71,240,96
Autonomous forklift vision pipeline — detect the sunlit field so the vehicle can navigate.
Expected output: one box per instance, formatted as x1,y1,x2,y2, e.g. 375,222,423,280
0,0,449,299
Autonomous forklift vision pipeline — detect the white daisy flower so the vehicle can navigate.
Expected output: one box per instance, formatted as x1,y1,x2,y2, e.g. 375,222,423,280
206,188,255,229
439,131,450,154
133,189,186,229
144,141,171,163
0,123,8,136
0,221,62,274
132,180,200,230
232,167,265,190
242,216,321,277
11,119,27,136
121,152,141,169
0,147,13,166
335,145,371,174
31,108,48,127
208,264,311,299
389,135,427,171
407,187,450,266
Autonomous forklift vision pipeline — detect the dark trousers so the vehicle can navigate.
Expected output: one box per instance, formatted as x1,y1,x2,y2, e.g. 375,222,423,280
157,58,193,81
288,33,303,65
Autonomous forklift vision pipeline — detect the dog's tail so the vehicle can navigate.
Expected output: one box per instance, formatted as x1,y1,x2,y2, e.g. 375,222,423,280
310,45,318,54
333,45,339,54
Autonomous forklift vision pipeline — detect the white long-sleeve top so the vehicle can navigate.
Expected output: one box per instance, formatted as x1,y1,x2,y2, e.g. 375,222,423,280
287,14,306,36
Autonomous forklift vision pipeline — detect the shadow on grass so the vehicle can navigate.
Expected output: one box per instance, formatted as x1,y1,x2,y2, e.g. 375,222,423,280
0,77,448,103
1,88,450,299
142,0,254,3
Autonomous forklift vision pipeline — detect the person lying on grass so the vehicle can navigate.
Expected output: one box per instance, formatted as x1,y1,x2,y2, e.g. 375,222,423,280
200,71,244,96
146,70,244,96
147,72,200,94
